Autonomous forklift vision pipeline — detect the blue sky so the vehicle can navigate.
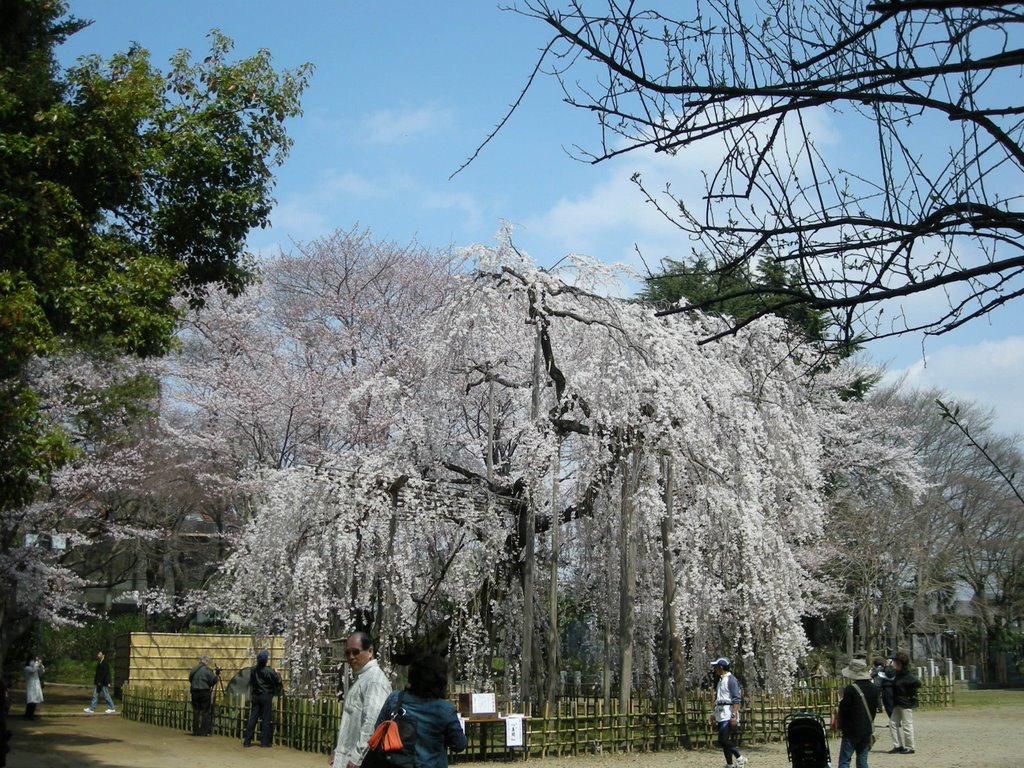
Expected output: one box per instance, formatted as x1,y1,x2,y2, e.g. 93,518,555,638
59,1,1023,438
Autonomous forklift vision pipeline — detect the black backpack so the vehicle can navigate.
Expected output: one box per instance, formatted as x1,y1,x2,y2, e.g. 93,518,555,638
363,692,417,768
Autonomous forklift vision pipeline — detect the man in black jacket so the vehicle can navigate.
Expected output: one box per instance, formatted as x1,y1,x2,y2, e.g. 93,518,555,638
243,650,283,748
887,651,920,754
188,655,221,736
871,657,894,717
84,650,115,714
835,658,880,768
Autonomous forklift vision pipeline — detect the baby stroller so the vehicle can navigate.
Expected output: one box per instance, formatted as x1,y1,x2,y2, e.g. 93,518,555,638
784,712,832,768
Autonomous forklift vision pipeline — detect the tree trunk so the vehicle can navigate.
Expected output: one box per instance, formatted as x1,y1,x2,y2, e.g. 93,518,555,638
617,451,637,712
602,616,612,710
519,331,543,704
545,439,561,709
373,485,402,650
660,455,686,707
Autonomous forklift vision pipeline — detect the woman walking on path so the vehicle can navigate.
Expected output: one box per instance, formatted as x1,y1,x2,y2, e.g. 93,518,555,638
23,658,43,720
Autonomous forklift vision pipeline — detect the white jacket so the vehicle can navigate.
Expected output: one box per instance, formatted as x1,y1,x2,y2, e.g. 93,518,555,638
25,661,45,705
334,659,392,766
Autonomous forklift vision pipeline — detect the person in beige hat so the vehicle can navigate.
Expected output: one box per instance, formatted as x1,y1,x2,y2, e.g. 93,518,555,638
835,658,879,768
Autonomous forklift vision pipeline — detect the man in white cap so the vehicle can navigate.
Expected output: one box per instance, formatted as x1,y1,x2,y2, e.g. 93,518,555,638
835,657,879,768
707,657,747,768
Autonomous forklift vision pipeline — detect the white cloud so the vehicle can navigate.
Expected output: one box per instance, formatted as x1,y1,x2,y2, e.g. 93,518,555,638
265,198,329,237
884,335,1024,439
515,106,835,274
518,151,692,272
253,164,495,256
322,170,405,199
421,189,486,233
359,105,454,145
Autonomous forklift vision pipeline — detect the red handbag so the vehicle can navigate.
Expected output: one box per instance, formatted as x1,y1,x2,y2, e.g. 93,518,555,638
367,718,404,752
363,692,417,768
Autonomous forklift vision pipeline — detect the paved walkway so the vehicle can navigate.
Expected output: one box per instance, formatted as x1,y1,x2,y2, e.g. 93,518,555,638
8,712,325,768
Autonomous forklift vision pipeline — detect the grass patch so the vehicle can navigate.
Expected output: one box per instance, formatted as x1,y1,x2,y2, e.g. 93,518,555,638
952,689,1024,709
42,658,94,685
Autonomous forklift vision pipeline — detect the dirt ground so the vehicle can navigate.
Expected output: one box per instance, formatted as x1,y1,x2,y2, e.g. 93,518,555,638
5,687,1023,768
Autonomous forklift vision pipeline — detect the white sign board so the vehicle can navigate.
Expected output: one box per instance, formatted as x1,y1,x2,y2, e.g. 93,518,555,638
471,692,496,715
504,715,524,747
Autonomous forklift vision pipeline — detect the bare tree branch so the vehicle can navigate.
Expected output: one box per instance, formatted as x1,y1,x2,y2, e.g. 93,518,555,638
501,0,1024,348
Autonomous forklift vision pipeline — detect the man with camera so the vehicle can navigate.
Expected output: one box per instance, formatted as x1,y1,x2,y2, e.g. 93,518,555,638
188,654,221,736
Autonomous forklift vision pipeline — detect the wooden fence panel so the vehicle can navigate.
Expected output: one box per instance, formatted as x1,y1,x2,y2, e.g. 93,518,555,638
113,632,286,694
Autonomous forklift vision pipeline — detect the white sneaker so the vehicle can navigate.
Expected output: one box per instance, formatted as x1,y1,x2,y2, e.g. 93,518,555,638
84,708,94,713
105,708,116,714
736,757,749,767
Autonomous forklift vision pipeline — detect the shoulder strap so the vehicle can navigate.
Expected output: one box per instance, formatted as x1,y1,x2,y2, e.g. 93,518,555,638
850,681,873,722
390,691,406,718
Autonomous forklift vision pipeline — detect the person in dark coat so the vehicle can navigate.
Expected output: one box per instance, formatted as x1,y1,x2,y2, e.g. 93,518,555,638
887,651,920,754
835,658,880,768
188,655,220,736
243,650,282,748
84,650,115,714
872,656,895,717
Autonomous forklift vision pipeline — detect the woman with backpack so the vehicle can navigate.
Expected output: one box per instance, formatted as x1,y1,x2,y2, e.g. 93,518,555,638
369,653,466,768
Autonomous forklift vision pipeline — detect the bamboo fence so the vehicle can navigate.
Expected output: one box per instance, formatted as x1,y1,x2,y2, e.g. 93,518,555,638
120,675,954,759
113,632,286,694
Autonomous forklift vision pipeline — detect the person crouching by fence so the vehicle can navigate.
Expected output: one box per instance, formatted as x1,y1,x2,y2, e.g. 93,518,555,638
188,655,220,736
243,650,282,748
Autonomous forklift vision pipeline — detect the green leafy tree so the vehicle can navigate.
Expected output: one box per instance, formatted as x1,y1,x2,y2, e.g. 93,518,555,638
0,0,310,666
640,256,831,347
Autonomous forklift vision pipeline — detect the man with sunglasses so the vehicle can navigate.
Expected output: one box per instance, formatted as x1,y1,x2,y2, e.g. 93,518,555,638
331,631,392,768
